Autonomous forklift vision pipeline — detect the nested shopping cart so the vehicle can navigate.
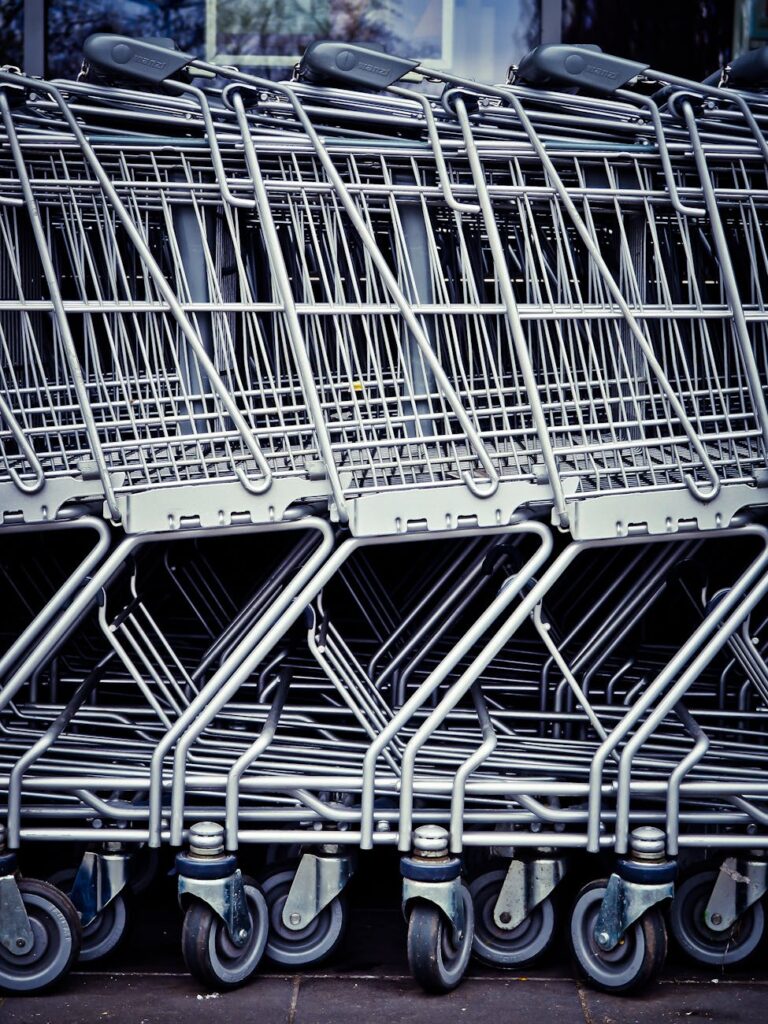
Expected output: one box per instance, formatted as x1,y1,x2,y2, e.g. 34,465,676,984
3,31,768,1000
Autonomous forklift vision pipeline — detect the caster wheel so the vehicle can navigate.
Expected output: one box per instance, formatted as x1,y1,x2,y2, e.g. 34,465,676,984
0,878,82,994
570,879,667,994
670,869,764,966
181,875,268,990
49,868,131,963
407,883,474,994
262,866,347,967
470,869,557,968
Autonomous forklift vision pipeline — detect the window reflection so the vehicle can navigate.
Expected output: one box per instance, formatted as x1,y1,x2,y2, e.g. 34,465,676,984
46,0,541,83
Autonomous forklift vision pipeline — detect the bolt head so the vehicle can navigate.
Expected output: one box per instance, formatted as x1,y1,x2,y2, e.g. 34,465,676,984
596,931,611,948
15,938,25,948
499,911,512,925
237,928,248,941
710,913,722,926
289,912,302,926
412,824,449,857
188,821,225,857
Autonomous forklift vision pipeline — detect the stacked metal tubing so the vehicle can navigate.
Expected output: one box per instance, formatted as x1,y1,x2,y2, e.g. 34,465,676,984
1,34,768,995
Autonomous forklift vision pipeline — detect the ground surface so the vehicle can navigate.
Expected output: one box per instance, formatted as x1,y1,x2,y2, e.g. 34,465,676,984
3,892,767,1024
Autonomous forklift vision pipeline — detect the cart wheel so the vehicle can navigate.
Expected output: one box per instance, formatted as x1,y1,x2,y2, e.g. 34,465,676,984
181,876,268,990
570,879,667,994
670,869,764,966
261,866,347,967
0,878,82,994
49,868,131,963
470,869,556,968
406,883,474,994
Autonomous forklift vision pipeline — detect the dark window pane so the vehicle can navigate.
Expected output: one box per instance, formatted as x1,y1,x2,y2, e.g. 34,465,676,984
0,1,24,68
47,0,206,79
563,0,735,80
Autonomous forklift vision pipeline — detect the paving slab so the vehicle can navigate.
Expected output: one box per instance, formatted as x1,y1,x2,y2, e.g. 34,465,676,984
292,976,587,1024
580,979,768,1024
0,973,295,1024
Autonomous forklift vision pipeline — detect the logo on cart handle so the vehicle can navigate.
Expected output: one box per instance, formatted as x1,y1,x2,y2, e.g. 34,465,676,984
335,48,388,77
133,55,167,70
586,64,617,80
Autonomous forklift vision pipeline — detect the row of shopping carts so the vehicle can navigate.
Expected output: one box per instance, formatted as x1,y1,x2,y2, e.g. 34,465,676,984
2,31,768,997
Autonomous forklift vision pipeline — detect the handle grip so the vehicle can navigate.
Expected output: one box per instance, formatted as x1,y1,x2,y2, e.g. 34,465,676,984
298,41,419,88
516,43,648,94
83,34,194,84
727,45,768,87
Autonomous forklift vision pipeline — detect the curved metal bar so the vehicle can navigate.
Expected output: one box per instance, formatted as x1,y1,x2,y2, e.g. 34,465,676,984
386,84,480,215
438,81,722,504
0,71,273,499
0,85,121,521
356,519,553,851
219,78,500,500
153,517,337,847
6,653,116,847
677,96,768,461
586,523,768,853
451,94,570,526
615,90,707,218
659,72,768,165
0,515,112,681
163,80,256,210
224,669,291,849
612,561,768,853
448,682,497,853
0,392,45,494
228,89,350,521
665,703,710,856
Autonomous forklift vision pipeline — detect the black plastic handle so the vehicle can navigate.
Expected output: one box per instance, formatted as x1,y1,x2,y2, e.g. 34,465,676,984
727,45,768,87
298,41,419,89
516,43,648,95
83,34,194,84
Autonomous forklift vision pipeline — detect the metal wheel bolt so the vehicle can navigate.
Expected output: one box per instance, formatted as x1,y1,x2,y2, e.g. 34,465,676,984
238,929,248,941
289,912,302,926
596,931,611,948
499,912,512,925
711,913,722,926
16,938,25,948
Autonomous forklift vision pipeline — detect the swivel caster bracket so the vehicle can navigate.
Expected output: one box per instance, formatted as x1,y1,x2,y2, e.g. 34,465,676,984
594,873,674,952
177,822,253,950
402,877,467,945
282,847,354,932
178,869,252,949
0,874,34,956
493,856,567,931
401,825,467,944
704,857,768,932
71,848,130,927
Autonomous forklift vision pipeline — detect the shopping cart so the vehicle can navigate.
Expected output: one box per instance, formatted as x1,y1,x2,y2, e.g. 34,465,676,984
2,32,768,1000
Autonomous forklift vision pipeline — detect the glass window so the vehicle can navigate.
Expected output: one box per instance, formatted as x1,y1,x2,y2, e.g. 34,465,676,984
0,1,24,68
47,0,206,78
211,0,541,81
562,0,735,79
46,0,541,83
